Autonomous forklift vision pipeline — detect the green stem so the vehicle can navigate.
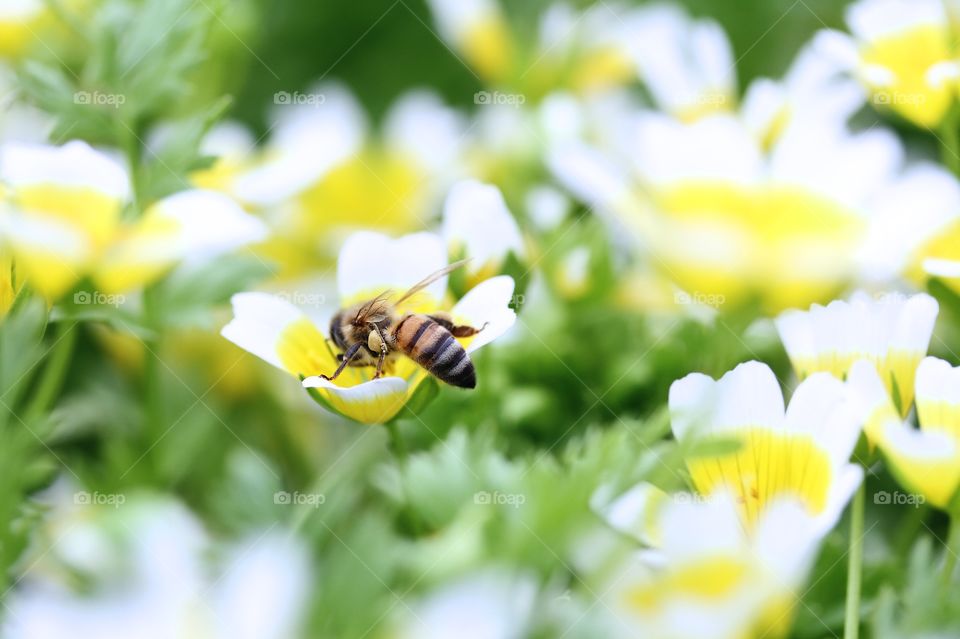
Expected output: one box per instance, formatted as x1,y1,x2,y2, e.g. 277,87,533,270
844,482,866,639
23,321,78,425
940,107,960,177
942,515,960,584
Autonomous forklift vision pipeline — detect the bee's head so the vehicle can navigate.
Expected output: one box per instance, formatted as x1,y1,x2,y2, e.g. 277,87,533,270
329,311,349,350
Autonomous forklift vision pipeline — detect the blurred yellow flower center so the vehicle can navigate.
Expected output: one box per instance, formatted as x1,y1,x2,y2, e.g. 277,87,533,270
652,183,863,311
688,428,832,528
625,557,748,611
15,185,122,249
860,25,954,127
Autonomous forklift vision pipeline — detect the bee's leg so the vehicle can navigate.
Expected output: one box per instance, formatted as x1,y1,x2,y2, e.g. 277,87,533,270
371,326,390,379
428,313,489,337
320,343,362,381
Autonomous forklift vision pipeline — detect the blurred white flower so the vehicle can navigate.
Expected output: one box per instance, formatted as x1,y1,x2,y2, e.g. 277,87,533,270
0,140,267,300
550,107,904,311
815,0,958,128
776,291,938,420
392,570,537,639
4,492,311,639
603,488,829,639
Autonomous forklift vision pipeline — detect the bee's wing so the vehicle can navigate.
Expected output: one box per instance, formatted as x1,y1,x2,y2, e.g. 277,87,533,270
354,290,393,324
394,259,470,306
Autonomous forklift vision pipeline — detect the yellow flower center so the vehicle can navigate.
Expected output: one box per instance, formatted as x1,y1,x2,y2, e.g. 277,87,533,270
688,427,832,528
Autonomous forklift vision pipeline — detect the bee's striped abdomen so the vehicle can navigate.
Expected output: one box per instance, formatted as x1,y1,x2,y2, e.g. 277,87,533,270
393,314,476,389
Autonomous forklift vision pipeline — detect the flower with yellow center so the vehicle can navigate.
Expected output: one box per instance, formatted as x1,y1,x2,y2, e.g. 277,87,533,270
550,111,904,312
861,164,960,294
221,231,516,425
602,488,839,639
849,358,960,510
669,361,863,532
776,292,938,420
0,141,267,301
816,0,959,129
204,86,468,277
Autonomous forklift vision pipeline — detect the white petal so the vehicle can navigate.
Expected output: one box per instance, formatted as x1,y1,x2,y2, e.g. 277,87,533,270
442,180,524,272
337,231,448,303
221,292,306,371
859,164,960,282
926,61,960,88
301,376,409,425
811,29,860,72
384,90,467,175
451,275,516,353
847,0,945,41
0,140,129,199
232,85,365,206
892,293,938,352
152,189,268,263
817,464,864,539
785,372,862,467
924,258,960,278
916,356,960,404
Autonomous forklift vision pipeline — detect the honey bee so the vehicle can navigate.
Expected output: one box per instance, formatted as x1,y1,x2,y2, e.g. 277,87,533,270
322,260,487,389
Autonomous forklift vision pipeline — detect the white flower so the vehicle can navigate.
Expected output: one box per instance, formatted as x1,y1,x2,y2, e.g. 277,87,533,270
550,110,903,311
603,488,829,639
849,358,960,509
222,230,516,424
392,570,537,639
776,291,938,419
815,0,958,128
4,492,311,639
669,361,863,533
0,141,266,300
